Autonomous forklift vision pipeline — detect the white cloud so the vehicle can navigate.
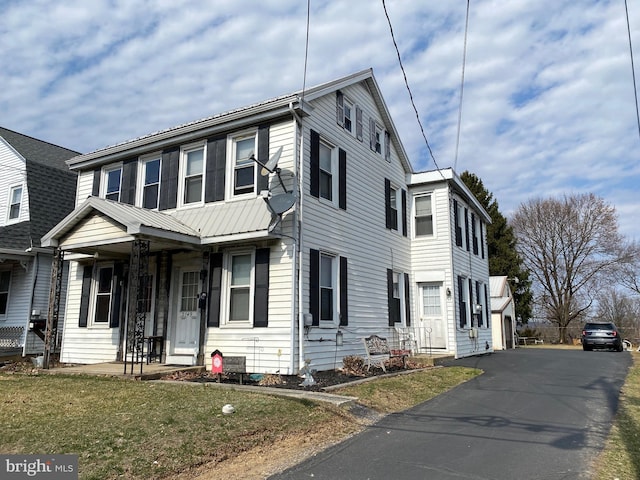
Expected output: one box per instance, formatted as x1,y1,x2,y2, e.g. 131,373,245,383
1,0,639,240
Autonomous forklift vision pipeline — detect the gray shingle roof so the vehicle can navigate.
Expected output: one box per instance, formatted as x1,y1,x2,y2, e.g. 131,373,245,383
0,127,79,171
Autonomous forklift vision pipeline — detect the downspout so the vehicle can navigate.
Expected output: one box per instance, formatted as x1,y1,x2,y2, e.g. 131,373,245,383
288,102,305,374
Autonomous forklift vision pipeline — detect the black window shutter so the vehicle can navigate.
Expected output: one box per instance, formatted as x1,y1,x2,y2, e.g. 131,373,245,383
109,262,124,328
338,148,347,210
205,135,227,203
207,253,223,327
454,200,462,247
310,130,320,198
79,265,93,327
472,213,478,255
159,147,179,211
309,249,320,326
480,222,485,259
120,158,138,205
257,125,270,193
484,284,490,328
92,169,101,197
355,106,363,141
336,91,344,127
253,248,270,327
465,208,470,251
384,178,392,229
404,273,411,326
401,189,407,237
339,256,348,326
458,276,466,328
469,278,474,326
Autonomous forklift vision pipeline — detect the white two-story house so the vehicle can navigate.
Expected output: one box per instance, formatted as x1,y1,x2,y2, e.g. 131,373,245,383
42,69,491,373
0,127,78,357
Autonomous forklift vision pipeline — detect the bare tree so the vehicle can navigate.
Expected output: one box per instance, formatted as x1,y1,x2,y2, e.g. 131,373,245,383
511,193,628,343
619,241,640,296
594,288,640,341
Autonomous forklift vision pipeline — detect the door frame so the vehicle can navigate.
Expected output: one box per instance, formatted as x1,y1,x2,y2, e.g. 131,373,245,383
417,282,448,351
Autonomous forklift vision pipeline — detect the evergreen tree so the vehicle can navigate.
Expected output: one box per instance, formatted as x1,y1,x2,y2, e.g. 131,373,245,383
460,171,532,322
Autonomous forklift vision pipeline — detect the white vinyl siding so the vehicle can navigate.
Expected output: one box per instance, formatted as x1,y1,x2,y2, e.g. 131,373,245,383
0,139,29,226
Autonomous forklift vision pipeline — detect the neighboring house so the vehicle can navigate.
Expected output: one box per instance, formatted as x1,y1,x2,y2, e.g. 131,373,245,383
407,169,492,358
490,275,516,350
42,69,492,373
0,127,78,356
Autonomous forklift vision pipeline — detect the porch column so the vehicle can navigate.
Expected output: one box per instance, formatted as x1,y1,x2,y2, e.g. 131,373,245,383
43,248,64,369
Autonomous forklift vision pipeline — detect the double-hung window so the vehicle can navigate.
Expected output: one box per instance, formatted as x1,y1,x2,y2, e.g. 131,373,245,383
139,156,161,209
389,187,399,231
0,270,10,316
320,253,336,322
231,133,257,197
182,146,205,205
103,166,122,202
343,99,354,134
319,140,334,201
373,123,383,154
415,195,433,237
7,185,22,222
227,251,254,323
93,265,114,324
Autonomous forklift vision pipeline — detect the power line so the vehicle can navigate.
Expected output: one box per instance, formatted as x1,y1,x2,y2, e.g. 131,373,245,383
381,0,444,177
453,0,471,171
300,0,311,106
624,0,640,142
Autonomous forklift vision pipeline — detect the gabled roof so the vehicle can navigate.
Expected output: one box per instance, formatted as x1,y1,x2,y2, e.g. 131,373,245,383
0,127,79,171
65,69,413,173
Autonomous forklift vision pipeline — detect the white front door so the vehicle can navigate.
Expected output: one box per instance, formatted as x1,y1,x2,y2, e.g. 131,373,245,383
419,283,447,350
172,269,200,354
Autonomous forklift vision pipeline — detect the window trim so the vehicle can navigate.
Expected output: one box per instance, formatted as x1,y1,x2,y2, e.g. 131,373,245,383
0,269,11,318
318,138,338,204
6,184,23,224
226,129,258,200
178,142,206,207
319,251,340,326
137,154,162,210
101,164,123,202
221,249,256,327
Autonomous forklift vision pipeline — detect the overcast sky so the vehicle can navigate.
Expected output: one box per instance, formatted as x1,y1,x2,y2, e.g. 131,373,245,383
2,0,639,240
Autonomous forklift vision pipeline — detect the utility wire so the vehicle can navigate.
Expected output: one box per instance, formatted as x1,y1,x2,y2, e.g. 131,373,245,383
381,0,445,178
624,0,640,142
453,0,471,171
300,0,311,106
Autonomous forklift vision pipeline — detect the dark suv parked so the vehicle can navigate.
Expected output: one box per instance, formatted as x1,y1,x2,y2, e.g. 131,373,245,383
581,322,623,351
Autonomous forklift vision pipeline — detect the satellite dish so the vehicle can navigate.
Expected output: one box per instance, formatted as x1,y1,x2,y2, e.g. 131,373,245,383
261,146,282,176
266,192,295,215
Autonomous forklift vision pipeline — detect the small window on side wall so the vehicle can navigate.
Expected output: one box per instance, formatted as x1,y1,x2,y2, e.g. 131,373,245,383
415,195,433,236
7,185,22,221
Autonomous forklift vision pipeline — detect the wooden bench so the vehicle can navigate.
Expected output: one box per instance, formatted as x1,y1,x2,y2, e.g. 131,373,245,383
363,335,410,372
0,326,25,350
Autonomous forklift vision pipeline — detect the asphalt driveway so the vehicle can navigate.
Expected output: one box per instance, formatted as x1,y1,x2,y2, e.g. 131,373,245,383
270,348,632,480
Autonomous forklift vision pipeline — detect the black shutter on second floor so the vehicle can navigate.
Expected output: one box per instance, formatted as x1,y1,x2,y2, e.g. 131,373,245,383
207,253,223,327
92,169,101,197
120,158,137,205
465,208,470,251
310,130,320,198
454,200,463,247
339,256,348,326
309,249,320,326
253,248,270,328
205,135,226,203
338,148,347,210
401,189,407,236
384,178,392,229
79,265,93,328
257,125,270,193
159,147,179,211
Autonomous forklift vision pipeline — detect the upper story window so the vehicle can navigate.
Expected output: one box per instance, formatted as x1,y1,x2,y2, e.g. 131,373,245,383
319,140,334,201
373,123,383,154
139,156,161,209
343,99,354,134
180,145,205,206
7,185,23,222
0,270,11,316
103,165,122,202
384,178,406,235
415,195,433,237
229,132,257,197
336,91,362,140
389,187,399,231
